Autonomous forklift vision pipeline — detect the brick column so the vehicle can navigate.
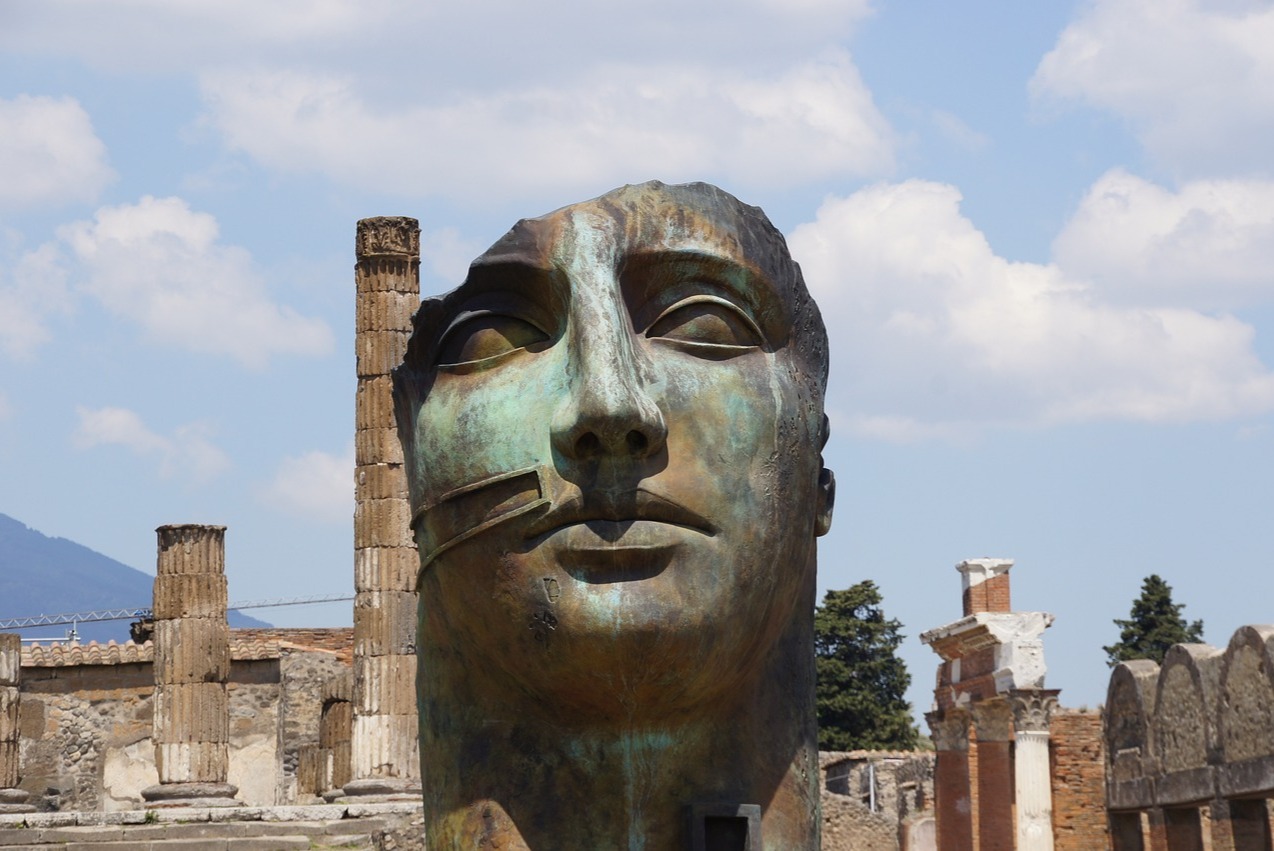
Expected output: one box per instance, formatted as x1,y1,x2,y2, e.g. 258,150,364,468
1163,807,1205,851
1211,799,1273,851
973,698,1016,851
0,634,33,814
345,216,421,799
1012,689,1060,850
1147,808,1170,851
958,557,1013,616
1111,812,1147,851
928,709,975,851
142,524,238,808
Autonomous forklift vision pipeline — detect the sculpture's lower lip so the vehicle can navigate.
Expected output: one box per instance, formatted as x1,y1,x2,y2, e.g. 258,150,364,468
537,519,708,549
546,522,688,583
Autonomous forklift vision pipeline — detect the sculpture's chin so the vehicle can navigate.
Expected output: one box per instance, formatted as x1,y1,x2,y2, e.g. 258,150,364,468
422,534,812,724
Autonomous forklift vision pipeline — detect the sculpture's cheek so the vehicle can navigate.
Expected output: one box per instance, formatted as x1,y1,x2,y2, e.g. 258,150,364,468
415,355,565,502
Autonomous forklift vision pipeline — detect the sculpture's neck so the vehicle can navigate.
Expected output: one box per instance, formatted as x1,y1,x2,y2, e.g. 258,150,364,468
417,615,820,850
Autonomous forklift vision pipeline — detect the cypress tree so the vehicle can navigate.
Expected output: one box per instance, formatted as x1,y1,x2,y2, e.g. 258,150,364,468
815,581,918,751
1103,574,1205,666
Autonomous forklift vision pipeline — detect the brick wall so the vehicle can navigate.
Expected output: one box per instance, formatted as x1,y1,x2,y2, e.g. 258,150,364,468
1049,708,1109,851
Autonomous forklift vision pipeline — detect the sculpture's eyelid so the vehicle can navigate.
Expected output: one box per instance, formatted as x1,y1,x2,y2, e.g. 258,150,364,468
648,294,765,342
440,309,495,338
439,308,546,339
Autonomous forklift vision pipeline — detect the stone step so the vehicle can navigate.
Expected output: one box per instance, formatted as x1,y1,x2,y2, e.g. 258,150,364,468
0,832,376,850
0,803,420,849
0,823,383,843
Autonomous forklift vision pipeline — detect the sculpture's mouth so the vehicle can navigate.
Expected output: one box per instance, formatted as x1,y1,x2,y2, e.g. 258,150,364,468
523,489,716,543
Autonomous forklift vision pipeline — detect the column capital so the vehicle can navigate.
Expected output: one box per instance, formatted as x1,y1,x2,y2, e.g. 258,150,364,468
971,698,1015,741
926,709,971,752
356,217,420,259
1008,689,1060,734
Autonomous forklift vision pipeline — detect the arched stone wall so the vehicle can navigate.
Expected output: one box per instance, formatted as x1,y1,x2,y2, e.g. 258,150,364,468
1106,660,1159,811
1217,625,1274,799
1153,644,1222,806
1104,625,1274,851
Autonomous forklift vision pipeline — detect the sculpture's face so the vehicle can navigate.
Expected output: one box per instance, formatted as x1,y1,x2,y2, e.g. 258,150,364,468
399,183,831,718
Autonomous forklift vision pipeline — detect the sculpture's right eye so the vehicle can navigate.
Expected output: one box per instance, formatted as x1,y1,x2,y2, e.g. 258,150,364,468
436,313,548,368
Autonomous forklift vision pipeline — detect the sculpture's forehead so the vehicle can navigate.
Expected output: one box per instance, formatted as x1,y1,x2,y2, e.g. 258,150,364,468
472,183,792,291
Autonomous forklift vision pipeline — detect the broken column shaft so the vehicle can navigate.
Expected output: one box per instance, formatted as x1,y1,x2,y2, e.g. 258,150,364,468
142,524,238,808
0,633,33,813
345,217,421,798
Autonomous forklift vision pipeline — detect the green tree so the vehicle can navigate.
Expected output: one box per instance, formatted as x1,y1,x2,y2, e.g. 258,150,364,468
1103,574,1205,666
815,581,918,751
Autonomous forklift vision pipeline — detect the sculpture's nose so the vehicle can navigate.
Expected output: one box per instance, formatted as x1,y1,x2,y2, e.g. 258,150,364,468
550,298,667,463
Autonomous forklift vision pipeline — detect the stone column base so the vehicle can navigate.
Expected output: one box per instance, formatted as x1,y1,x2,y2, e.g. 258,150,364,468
0,788,35,814
141,782,240,808
334,777,421,803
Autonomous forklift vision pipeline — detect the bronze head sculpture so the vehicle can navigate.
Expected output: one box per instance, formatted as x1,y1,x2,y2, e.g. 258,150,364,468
394,181,833,849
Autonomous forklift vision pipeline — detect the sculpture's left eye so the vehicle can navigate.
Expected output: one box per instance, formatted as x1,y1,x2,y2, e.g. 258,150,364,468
437,313,548,367
646,296,763,357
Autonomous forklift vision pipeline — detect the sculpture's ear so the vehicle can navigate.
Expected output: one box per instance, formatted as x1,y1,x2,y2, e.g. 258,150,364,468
815,414,834,537
815,468,835,537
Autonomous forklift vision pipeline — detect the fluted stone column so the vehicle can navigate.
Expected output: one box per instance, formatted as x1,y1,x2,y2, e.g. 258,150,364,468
928,709,975,851
1012,689,1060,850
345,216,421,798
0,634,33,814
972,698,1016,851
141,524,238,807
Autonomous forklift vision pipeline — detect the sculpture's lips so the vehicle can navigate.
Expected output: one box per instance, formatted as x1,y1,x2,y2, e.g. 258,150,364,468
523,489,716,543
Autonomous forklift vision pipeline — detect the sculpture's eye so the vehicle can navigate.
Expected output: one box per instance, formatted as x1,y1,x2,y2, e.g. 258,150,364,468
437,313,548,367
646,296,763,356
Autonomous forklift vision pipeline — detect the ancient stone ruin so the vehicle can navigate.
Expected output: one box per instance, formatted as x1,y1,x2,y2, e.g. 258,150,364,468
348,216,421,800
141,524,237,808
923,559,1109,851
1106,624,1274,849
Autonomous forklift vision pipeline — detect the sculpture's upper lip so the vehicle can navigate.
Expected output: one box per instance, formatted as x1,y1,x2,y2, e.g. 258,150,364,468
523,489,716,540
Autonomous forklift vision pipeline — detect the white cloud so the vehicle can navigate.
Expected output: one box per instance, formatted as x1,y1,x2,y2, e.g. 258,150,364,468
1032,0,1274,175
0,95,114,208
0,1,871,74
0,241,73,358
72,406,229,482
198,52,893,200
59,196,333,368
789,180,1274,438
261,444,353,523
1053,169,1274,311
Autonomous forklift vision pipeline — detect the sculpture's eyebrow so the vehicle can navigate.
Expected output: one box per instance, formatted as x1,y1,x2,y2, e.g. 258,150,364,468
619,247,788,340
622,247,774,298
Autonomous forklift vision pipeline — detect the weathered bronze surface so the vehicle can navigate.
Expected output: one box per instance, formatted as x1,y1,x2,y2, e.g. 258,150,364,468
393,181,834,849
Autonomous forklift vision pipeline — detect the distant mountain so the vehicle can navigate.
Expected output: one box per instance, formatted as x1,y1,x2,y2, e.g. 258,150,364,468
0,513,270,644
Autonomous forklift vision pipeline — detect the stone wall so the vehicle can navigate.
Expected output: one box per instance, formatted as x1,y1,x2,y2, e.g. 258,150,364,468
15,631,353,813
820,750,936,850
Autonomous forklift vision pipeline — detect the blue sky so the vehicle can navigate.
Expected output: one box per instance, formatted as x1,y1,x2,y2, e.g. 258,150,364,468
2,0,1273,716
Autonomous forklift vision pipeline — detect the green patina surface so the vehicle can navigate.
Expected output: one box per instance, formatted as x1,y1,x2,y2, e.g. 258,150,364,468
393,181,832,849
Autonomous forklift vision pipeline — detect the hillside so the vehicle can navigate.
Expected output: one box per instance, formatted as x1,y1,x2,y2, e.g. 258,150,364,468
0,512,269,643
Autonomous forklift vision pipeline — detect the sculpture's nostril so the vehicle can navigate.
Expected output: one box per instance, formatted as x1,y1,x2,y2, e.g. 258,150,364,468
575,432,602,458
626,431,648,456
